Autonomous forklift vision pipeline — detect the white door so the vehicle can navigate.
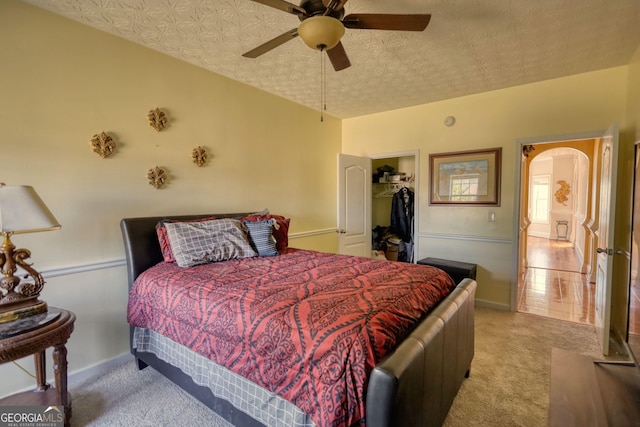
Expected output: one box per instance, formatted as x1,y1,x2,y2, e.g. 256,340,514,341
595,122,619,355
337,154,371,257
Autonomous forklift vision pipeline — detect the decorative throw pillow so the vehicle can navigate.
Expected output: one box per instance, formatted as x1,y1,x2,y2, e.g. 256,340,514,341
245,219,278,257
164,218,257,267
156,216,217,262
242,213,290,251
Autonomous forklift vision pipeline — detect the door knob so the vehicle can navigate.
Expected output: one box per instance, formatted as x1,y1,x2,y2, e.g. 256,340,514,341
337,229,347,234
596,247,613,255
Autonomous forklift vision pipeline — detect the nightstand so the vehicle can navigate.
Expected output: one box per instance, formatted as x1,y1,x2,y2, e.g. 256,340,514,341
0,308,75,427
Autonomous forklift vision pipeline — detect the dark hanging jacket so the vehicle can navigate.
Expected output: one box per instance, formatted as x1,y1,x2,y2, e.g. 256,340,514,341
391,187,414,243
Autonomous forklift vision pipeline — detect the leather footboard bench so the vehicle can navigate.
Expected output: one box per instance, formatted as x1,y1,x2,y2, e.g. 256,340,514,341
417,257,477,285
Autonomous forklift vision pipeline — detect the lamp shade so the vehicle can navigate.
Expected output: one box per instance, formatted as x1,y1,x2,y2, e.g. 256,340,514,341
298,16,345,51
0,185,60,234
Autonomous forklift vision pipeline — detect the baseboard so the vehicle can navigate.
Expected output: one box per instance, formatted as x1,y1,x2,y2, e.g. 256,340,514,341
2,353,133,398
475,299,511,311
68,353,133,387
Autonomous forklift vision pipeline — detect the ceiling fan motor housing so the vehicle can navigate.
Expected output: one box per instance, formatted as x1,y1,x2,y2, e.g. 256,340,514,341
298,0,345,21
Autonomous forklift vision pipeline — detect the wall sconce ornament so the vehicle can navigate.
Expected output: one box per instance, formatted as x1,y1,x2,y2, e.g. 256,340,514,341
147,166,168,189
90,131,116,158
555,180,570,205
147,108,168,131
192,146,207,167
522,145,535,158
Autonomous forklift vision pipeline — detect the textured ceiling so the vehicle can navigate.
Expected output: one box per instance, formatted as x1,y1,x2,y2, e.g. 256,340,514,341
23,0,640,118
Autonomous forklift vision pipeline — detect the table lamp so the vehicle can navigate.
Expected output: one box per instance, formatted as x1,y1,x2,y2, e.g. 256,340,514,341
0,184,61,324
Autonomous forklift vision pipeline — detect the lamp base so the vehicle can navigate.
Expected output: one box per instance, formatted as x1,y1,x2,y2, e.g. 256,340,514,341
1,233,50,324
0,300,48,324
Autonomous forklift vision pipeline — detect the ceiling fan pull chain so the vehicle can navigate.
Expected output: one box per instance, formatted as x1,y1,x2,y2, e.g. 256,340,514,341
320,47,326,122
323,49,327,115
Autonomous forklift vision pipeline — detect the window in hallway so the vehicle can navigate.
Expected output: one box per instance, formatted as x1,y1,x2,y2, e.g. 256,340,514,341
531,175,550,223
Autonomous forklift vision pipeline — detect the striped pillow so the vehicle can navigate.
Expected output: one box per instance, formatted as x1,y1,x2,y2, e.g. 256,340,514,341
245,219,278,257
242,213,290,251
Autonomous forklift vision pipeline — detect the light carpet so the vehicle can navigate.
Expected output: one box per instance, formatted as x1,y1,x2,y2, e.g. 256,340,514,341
69,307,602,426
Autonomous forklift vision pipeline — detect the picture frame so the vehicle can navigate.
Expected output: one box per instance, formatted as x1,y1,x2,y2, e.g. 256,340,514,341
429,147,502,206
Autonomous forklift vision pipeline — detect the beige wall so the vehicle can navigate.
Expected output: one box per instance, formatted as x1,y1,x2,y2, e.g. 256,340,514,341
629,45,640,143
0,1,340,396
342,67,630,307
612,44,640,338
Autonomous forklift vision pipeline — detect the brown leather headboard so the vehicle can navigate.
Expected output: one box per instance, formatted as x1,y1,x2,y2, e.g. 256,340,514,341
120,213,251,287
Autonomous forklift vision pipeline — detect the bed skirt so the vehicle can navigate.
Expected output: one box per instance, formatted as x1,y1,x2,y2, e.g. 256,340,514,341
132,327,315,427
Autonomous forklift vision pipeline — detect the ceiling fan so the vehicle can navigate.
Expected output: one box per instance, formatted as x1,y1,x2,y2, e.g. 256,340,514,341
243,0,431,71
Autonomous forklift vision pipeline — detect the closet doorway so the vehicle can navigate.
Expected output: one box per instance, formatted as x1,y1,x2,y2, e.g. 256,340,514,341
371,150,419,263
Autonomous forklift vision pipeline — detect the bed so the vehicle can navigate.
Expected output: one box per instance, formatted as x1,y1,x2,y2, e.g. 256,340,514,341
121,212,476,427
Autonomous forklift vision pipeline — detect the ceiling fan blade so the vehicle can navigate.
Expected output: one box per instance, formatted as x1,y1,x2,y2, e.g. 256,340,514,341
250,0,306,16
326,41,351,71
242,28,299,58
342,14,431,31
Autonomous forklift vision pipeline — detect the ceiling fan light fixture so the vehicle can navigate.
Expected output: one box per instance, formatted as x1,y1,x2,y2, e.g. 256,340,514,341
298,16,345,51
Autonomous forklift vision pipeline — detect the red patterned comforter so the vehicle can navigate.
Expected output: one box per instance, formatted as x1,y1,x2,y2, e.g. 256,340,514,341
127,249,455,427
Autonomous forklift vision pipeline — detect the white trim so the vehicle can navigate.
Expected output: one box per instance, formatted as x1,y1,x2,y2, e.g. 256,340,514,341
419,232,511,245
517,129,605,146
42,258,125,278
475,299,510,311
38,228,337,278
289,228,336,239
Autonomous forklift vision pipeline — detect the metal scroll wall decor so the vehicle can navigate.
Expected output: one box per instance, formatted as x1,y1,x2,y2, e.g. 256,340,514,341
90,131,116,158
147,166,168,189
192,146,207,167
90,107,210,187
555,180,570,205
147,107,168,131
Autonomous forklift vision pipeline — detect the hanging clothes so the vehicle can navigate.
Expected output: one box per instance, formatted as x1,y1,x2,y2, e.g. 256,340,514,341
390,187,414,262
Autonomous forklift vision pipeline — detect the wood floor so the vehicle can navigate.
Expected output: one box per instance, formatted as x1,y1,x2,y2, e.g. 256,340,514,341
519,236,595,325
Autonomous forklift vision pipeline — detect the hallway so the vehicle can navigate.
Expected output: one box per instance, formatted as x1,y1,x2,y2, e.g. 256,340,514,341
518,236,595,325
